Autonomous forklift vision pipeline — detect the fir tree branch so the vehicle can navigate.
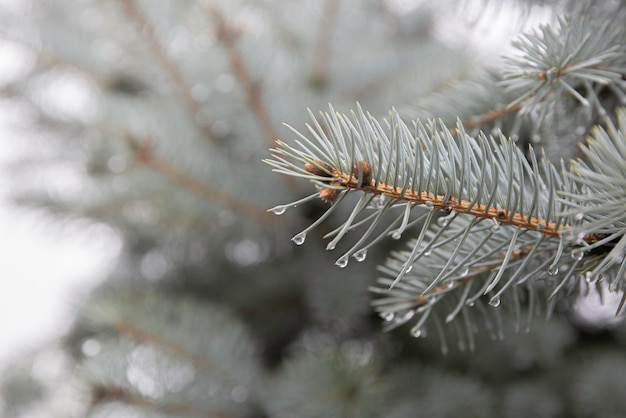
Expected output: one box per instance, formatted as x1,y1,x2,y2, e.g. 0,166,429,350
266,104,573,247
120,0,218,142
266,104,626,338
501,17,626,117
559,109,626,290
127,135,276,223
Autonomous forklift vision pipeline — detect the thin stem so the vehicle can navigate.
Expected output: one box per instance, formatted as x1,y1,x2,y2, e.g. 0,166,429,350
310,0,341,87
112,320,239,387
333,169,563,238
128,136,276,223
206,5,279,151
409,246,534,306
91,383,235,418
450,102,523,135
120,0,218,142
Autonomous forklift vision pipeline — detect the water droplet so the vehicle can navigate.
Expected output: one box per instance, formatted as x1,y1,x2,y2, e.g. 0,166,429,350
489,296,501,307
571,250,583,260
401,310,415,321
584,272,595,283
410,326,423,338
446,281,455,289
335,256,348,268
445,313,455,323
404,264,413,273
423,249,432,256
437,211,455,227
459,268,469,277
548,265,559,276
231,385,249,403
466,300,475,307
424,201,433,208
375,195,385,209
326,242,336,251
353,249,367,262
380,311,395,321
574,212,584,221
491,221,501,232
271,206,286,215
392,231,402,240
291,232,306,246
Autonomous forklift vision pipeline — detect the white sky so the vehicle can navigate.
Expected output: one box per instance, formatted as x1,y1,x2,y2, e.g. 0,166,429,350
0,0,120,368
0,111,120,367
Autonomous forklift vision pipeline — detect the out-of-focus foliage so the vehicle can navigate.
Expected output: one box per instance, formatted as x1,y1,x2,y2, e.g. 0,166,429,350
1,0,625,417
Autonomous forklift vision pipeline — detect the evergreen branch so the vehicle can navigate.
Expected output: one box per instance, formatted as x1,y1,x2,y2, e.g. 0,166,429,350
501,16,626,116
310,0,341,87
266,104,626,338
369,216,566,338
266,104,573,250
120,0,218,142
127,135,276,223
559,109,626,290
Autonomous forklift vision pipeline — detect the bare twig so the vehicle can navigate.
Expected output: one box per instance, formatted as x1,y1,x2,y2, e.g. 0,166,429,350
206,5,300,191
112,320,239,387
460,102,523,132
120,0,218,142
411,248,532,305
91,383,237,418
127,136,276,223
310,0,341,87
206,5,279,150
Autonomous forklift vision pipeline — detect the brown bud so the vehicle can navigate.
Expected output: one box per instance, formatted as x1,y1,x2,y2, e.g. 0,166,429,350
304,160,333,177
319,187,341,203
353,160,372,186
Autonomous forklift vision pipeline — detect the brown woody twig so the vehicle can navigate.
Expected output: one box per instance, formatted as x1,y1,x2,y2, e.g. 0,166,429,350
120,0,218,142
128,136,276,223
